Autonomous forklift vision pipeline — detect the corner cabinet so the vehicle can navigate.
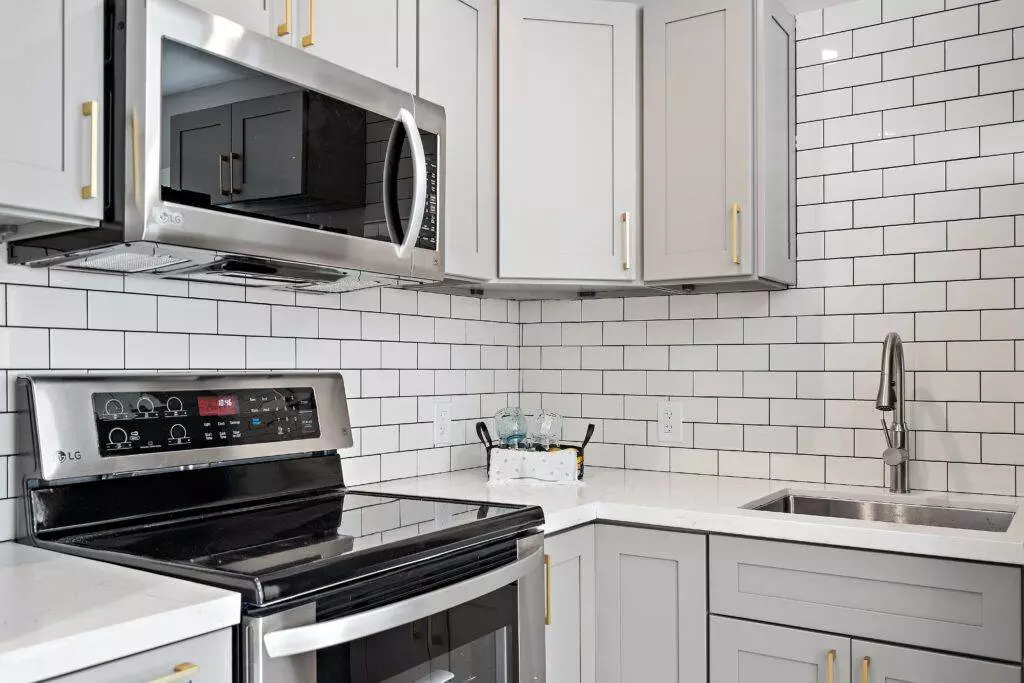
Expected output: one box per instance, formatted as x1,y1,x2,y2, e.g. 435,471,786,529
0,0,104,225
595,525,706,683
643,0,796,289
498,0,640,283
544,525,596,683
419,0,498,281
271,0,417,92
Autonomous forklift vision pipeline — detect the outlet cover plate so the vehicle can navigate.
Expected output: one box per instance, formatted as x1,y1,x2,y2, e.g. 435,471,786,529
657,400,683,443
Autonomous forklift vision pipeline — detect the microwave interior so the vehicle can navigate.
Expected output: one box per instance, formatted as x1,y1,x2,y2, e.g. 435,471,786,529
160,39,438,250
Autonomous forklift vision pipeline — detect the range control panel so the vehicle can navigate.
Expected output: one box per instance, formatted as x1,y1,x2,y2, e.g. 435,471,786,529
92,387,320,457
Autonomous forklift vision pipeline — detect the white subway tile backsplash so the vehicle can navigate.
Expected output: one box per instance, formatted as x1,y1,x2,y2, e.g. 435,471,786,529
125,333,188,369
798,89,854,123
914,128,979,163
825,0,881,33
948,155,1015,189
947,93,1014,129
798,145,853,177
883,0,942,22
824,55,882,89
50,330,123,369
826,170,883,201
915,189,980,222
189,335,245,369
854,19,912,56
914,6,978,45
798,32,853,68
982,184,1024,216
981,0,1024,32
853,79,914,114
883,43,945,80
798,65,824,95
7,286,85,329
883,162,945,195
980,59,1024,94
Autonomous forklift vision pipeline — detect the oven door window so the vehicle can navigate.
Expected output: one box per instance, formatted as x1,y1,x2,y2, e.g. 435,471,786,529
160,39,438,251
317,586,517,683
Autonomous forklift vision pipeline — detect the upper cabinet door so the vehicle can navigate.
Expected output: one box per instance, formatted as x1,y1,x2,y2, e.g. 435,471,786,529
169,105,233,206
419,0,498,281
295,0,417,92
643,0,753,281
181,0,270,34
499,0,639,281
0,0,104,223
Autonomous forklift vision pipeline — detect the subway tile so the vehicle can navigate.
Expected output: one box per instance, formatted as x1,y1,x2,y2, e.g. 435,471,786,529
915,189,980,222
797,202,853,231
798,177,824,204
246,337,295,369
854,312,915,341
296,338,340,369
824,55,882,90
693,371,744,397
854,254,916,284
915,249,980,281
949,340,1015,370
719,345,771,370
670,346,718,371
747,426,798,455
49,330,122,369
856,137,913,171
883,0,942,22
824,0,880,33
883,222,947,254
796,9,823,40
694,424,744,452
718,398,769,424
825,170,883,202
7,286,85,328
770,289,824,317
380,288,418,314
799,233,825,260
581,298,623,321
189,335,245,369
744,317,797,344
883,103,946,139
948,278,1015,310
948,155,1015,189
798,260,853,288
882,162,945,196
318,309,361,339
797,65,824,95
946,93,1014,129
693,318,743,344
826,285,884,314
982,372,1024,401
125,332,188,369
89,291,158,332
884,282,946,312
625,296,668,321
798,145,853,177
982,309,1024,339
670,294,717,319
604,321,646,345
744,371,798,398
917,372,980,401
718,450,769,479
797,121,825,150
915,67,979,105
799,426,855,457
980,59,1024,95
771,343,825,371
646,320,694,345
0,328,48,368
798,89,853,123
917,432,981,463
341,288,380,312
915,310,980,341
853,19,912,57
826,456,883,486
914,128,979,163
718,292,769,318
562,322,602,346
947,463,1014,495
854,195,914,227
797,315,854,343
797,32,853,68
853,79,914,114
824,343,882,371
883,43,945,80
947,31,1013,70
914,6,978,45
981,121,1024,155
982,184,1024,216
52,270,122,293
980,0,1024,33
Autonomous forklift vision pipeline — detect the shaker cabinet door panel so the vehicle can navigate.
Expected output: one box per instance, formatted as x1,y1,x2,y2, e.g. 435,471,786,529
644,0,752,281
229,92,305,202
595,525,706,683
169,105,234,206
0,0,104,223
499,0,639,281
545,525,596,683
419,0,498,280
299,0,417,92
851,641,1020,683
711,617,851,683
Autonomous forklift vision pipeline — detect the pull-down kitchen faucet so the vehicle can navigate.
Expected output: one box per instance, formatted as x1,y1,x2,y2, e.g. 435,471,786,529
876,332,910,493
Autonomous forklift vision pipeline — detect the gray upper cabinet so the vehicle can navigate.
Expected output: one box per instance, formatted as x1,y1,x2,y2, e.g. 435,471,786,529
181,0,269,34
643,0,796,289
419,0,498,281
595,525,706,683
498,0,640,282
0,0,104,225
711,616,851,683
851,641,1020,683
294,0,417,92
545,525,596,683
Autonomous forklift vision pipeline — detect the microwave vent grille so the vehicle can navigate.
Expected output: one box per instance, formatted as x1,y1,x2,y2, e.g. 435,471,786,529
298,276,393,294
74,251,190,273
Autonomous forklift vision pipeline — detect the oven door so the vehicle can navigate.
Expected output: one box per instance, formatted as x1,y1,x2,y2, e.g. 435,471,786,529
244,536,545,683
117,0,444,281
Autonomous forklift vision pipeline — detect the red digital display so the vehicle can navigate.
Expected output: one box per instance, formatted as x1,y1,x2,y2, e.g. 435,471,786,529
197,395,239,417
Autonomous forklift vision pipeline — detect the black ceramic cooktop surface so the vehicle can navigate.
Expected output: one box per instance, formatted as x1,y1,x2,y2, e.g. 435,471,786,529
56,491,540,606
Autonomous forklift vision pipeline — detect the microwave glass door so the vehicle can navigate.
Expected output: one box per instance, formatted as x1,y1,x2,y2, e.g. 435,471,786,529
316,585,518,683
160,39,438,252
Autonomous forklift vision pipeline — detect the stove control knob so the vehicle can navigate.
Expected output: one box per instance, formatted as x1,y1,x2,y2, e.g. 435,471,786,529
136,396,155,413
108,427,129,444
104,398,124,416
169,423,188,440
166,396,183,413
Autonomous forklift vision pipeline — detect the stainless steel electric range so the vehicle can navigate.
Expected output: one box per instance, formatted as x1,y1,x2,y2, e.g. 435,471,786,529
14,374,545,683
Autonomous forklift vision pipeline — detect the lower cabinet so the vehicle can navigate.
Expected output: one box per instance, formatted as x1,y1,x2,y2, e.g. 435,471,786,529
595,525,707,683
710,616,1021,683
544,525,596,683
49,628,231,682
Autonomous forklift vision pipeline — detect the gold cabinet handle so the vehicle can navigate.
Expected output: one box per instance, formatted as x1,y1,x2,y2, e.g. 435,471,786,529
621,211,631,271
218,154,231,196
730,202,741,265
861,656,870,683
301,0,315,47
826,649,836,683
277,0,292,36
81,100,99,199
148,663,199,683
544,554,552,626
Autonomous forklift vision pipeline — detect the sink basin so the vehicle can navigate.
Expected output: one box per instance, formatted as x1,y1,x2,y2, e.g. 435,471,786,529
745,492,1016,532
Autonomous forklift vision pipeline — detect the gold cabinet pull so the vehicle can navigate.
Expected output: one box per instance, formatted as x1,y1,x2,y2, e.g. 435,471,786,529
301,0,315,47
218,154,231,196
544,554,552,626
861,656,870,683
621,211,631,271
81,100,98,199
277,0,292,36
148,662,199,683
826,649,836,683
730,202,741,265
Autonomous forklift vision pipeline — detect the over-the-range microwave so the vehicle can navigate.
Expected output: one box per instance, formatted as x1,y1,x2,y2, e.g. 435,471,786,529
5,0,445,293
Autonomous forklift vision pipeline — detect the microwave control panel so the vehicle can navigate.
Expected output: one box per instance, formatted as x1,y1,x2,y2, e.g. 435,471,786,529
92,387,320,456
416,155,439,250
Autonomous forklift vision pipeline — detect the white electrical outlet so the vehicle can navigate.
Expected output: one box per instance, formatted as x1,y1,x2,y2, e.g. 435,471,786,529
434,399,452,445
657,400,683,443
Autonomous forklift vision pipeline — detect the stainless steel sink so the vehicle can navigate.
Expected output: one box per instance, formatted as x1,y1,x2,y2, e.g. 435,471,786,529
745,492,1016,532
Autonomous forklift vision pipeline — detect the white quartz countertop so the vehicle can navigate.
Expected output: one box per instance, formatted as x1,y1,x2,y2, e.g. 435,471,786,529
359,467,1024,566
0,543,240,683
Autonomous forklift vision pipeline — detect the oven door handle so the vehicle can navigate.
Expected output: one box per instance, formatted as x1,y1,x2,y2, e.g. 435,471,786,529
262,545,543,658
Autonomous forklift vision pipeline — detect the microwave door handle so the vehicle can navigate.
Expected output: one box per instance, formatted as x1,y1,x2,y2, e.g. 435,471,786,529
396,108,427,260
262,545,543,658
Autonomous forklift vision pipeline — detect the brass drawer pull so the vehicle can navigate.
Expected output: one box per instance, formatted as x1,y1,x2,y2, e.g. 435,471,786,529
277,0,292,36
81,100,99,199
730,202,741,265
301,0,315,47
826,649,836,683
862,655,871,683
148,662,199,683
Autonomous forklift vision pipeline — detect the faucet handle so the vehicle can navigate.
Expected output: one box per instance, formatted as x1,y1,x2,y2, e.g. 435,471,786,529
883,447,909,467
880,416,893,448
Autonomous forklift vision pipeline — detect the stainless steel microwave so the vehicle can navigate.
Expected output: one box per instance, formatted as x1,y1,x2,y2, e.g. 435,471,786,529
6,0,445,293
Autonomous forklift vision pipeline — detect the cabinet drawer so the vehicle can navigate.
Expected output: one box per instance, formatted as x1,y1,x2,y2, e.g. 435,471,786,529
51,628,231,682
709,536,1021,662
